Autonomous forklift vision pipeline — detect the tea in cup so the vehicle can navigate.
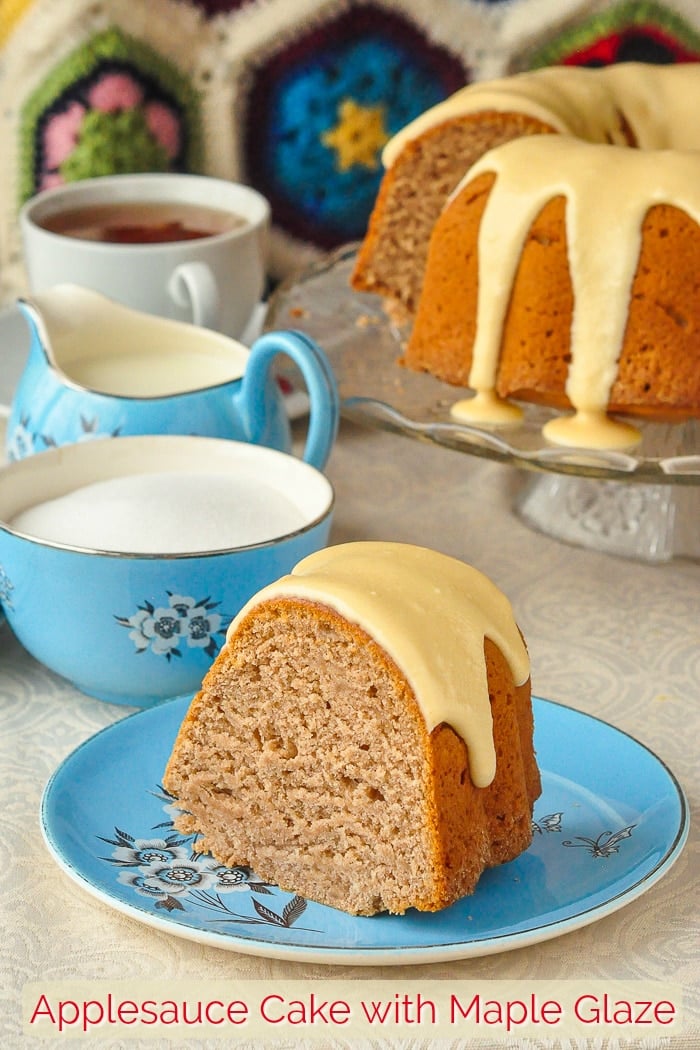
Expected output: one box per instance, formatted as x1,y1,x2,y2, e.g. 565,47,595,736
38,199,246,245
20,173,270,338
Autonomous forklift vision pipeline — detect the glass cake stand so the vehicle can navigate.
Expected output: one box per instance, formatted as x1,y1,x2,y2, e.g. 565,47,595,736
266,244,700,563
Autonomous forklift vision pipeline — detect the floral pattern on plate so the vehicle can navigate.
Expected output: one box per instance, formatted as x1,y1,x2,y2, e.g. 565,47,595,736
99,784,311,928
96,783,638,935
40,696,688,963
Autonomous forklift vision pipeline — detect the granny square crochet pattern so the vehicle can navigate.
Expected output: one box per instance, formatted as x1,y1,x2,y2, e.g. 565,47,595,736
516,0,700,69
241,4,468,251
2,0,700,302
0,0,210,300
19,27,203,202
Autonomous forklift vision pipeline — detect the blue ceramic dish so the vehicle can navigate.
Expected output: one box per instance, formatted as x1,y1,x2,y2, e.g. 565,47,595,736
40,696,688,964
0,434,334,706
8,285,339,470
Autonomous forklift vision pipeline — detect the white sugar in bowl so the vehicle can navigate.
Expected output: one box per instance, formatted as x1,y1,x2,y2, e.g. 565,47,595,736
0,435,334,706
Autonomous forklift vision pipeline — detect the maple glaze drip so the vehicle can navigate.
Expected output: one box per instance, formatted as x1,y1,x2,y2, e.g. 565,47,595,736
227,542,530,788
381,63,700,448
446,135,700,449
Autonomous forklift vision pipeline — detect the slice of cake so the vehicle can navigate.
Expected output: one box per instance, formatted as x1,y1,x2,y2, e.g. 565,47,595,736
163,541,540,915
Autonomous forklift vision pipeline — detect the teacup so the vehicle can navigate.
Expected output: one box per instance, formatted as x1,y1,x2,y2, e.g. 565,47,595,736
20,173,270,338
7,284,338,470
0,435,334,707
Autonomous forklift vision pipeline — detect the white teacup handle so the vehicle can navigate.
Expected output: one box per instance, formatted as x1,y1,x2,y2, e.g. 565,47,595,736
167,261,220,329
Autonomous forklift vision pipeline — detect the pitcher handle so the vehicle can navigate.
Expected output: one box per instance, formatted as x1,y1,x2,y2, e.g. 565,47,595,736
241,330,339,469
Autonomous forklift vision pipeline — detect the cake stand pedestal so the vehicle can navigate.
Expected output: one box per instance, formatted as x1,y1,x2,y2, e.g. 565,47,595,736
514,475,699,563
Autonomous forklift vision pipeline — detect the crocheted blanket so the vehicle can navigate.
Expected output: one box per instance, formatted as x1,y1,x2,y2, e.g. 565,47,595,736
2,0,700,303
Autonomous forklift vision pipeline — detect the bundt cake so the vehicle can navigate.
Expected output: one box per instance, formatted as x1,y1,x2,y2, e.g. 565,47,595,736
163,541,540,916
351,62,700,318
406,135,700,448
351,62,700,447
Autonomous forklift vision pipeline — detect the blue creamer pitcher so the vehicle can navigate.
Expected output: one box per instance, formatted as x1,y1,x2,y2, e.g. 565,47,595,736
7,284,339,468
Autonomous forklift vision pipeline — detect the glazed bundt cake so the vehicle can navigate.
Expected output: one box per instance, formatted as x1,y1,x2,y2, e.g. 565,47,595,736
351,62,700,447
406,135,700,449
163,541,540,916
351,62,700,318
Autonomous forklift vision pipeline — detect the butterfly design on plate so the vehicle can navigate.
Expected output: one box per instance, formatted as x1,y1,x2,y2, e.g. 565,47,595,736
563,825,637,858
531,810,562,835
532,812,563,834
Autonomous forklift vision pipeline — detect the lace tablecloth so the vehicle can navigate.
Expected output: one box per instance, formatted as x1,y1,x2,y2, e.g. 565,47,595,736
2,418,698,1050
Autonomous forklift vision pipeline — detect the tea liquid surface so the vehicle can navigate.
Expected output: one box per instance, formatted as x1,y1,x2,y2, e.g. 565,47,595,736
41,201,247,243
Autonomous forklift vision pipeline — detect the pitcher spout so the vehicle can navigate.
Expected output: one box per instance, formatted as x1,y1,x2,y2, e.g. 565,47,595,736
17,295,53,370
17,283,118,373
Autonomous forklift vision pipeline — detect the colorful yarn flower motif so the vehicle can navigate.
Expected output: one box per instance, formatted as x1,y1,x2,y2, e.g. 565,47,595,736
20,28,201,202
39,72,181,192
244,5,467,249
522,0,700,68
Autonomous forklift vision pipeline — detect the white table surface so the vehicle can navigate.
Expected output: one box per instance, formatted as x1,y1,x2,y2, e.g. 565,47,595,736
1,416,698,1049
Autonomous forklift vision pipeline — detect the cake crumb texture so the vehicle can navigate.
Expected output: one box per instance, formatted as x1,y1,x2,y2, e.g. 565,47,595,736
164,597,540,916
351,112,555,319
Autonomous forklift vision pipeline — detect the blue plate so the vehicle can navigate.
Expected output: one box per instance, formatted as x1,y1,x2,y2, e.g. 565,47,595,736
40,696,688,965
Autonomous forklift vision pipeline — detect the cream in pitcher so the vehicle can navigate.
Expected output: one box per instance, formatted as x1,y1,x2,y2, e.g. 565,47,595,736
58,323,248,398
7,285,339,469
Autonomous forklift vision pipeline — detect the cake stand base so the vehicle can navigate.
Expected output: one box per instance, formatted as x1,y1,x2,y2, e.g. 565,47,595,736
515,474,699,563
